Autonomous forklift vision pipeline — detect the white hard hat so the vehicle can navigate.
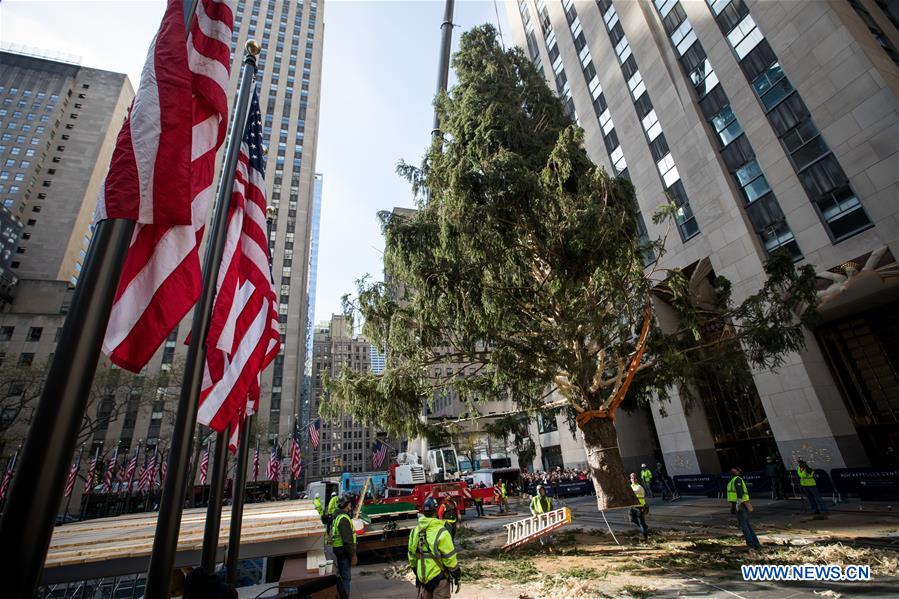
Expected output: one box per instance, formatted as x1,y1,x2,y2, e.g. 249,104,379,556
315,493,320,498
537,484,545,490
641,464,647,468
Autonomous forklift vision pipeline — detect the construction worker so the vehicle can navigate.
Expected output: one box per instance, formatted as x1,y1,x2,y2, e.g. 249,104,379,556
408,497,462,599
766,457,784,500
473,486,485,517
639,464,654,498
628,473,649,539
313,493,324,519
797,459,828,517
327,492,340,530
529,484,555,552
331,496,358,596
437,496,459,539
727,467,761,550
499,481,509,512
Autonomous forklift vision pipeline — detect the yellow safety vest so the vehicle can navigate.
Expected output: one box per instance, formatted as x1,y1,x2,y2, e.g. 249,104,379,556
530,495,552,514
797,467,816,487
640,469,652,483
500,483,507,497
327,494,339,515
630,483,645,506
331,512,356,548
313,496,323,515
726,476,749,504
407,516,458,584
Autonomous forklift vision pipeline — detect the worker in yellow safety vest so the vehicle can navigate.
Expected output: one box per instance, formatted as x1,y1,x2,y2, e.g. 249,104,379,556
628,473,649,539
331,496,357,596
529,484,555,552
408,497,461,599
727,467,761,549
797,459,829,517
326,492,340,530
313,493,323,518
640,464,654,498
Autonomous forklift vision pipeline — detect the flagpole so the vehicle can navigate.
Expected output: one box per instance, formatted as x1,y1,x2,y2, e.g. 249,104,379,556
254,436,260,483
225,416,253,584
200,428,229,573
144,41,260,598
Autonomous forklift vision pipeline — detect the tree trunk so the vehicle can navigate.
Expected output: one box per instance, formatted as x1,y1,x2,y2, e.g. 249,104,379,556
581,416,638,510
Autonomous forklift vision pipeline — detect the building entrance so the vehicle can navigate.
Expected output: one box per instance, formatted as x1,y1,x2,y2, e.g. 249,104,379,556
817,301,899,465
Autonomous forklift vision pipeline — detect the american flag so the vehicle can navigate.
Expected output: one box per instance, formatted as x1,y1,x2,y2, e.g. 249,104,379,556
139,449,157,492
83,451,99,495
124,444,140,494
159,452,168,486
253,440,260,482
199,445,210,485
197,89,280,435
309,418,322,449
0,449,18,503
64,447,83,498
290,433,302,480
98,0,237,372
103,447,119,494
372,440,388,469
268,440,280,483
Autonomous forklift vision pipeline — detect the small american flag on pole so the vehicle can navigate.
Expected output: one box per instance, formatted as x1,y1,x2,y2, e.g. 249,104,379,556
290,433,302,480
0,449,18,503
83,449,99,494
309,418,321,449
372,440,388,469
124,444,140,494
103,446,119,494
268,440,280,482
199,444,210,485
64,447,83,498
139,449,157,492
159,452,168,486
253,439,260,482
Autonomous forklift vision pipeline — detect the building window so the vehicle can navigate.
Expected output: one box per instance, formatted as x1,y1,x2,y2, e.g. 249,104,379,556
26,327,42,342
0,326,14,341
19,352,35,366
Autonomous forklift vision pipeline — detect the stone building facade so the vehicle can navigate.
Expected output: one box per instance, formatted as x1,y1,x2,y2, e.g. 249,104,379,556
506,0,898,476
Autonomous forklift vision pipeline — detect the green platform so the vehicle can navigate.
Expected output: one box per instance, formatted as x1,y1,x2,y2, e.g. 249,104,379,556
360,502,417,516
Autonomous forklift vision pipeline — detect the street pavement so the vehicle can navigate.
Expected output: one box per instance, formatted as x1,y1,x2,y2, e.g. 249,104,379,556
240,495,899,598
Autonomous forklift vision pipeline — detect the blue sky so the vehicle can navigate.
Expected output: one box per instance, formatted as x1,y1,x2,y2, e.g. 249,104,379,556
1,0,508,323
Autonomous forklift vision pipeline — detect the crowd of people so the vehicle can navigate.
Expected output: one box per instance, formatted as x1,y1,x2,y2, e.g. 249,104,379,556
521,467,591,485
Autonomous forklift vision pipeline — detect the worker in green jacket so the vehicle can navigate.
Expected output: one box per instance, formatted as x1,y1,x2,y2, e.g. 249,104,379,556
408,497,461,599
331,496,357,596
797,459,829,517
327,492,340,530
628,473,649,539
640,464,654,498
529,484,555,552
727,466,761,549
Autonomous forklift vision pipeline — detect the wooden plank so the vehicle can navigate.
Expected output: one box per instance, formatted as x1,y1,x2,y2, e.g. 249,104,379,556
306,550,327,573
44,500,325,571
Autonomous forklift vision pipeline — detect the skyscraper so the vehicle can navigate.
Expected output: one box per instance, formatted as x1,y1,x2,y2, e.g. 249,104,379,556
507,0,898,474
227,0,324,443
301,172,323,431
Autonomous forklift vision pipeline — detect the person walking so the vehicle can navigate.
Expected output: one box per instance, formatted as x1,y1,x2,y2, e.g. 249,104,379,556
473,485,485,517
727,467,761,550
628,473,649,540
437,496,459,539
313,492,324,519
529,484,555,553
765,457,784,500
797,459,828,518
640,464,654,498
408,497,462,599
331,496,358,596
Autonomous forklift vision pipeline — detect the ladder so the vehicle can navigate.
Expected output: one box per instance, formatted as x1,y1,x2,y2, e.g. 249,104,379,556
502,507,571,550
